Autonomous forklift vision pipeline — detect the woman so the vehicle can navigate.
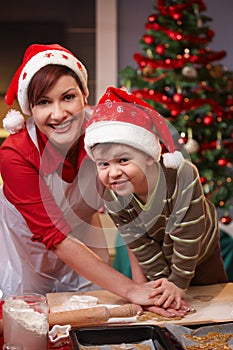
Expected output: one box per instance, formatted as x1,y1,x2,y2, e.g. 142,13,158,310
0,44,186,318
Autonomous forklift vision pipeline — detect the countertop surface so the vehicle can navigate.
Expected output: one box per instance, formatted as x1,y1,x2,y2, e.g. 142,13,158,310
1,283,233,349
47,283,233,327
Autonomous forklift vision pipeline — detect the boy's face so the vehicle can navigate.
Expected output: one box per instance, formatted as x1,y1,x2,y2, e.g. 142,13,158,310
92,143,155,201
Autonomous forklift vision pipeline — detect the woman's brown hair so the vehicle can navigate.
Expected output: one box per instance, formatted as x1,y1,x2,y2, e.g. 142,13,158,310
28,64,84,108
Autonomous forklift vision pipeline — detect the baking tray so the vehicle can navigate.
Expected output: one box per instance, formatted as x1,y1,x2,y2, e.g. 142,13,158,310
69,325,184,350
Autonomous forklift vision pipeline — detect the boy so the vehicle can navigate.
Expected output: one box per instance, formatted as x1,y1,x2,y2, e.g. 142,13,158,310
84,86,227,309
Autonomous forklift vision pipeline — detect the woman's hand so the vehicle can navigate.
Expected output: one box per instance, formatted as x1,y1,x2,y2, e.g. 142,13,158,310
143,304,187,318
53,237,174,308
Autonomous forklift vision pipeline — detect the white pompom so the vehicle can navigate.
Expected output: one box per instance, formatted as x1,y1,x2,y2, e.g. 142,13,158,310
3,109,25,134
163,151,184,169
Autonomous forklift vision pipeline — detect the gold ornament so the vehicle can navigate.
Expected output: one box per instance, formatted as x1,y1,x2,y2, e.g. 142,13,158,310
209,64,224,79
142,66,154,77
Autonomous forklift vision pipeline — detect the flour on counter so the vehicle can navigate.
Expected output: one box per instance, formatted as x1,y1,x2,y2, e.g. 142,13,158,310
52,295,98,312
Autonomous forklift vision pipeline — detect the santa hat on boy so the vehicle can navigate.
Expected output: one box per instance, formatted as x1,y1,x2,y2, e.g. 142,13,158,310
3,43,89,134
84,87,183,169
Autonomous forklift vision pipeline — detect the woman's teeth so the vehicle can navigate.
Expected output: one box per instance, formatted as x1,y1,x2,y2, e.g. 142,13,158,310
53,120,72,129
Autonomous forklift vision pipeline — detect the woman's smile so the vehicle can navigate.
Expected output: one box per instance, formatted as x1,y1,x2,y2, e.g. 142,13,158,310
49,118,74,132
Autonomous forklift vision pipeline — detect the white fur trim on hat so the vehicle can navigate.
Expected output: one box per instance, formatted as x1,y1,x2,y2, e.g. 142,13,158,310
18,49,89,115
85,121,162,161
162,151,184,168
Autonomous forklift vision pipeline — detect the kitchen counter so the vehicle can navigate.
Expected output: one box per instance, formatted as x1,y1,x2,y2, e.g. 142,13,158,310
47,282,233,327
1,283,233,349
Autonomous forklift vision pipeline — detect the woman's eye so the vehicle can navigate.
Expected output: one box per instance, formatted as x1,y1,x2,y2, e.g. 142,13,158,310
37,99,49,106
64,94,75,101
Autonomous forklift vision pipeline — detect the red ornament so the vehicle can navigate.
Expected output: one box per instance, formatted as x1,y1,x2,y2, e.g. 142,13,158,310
143,34,154,45
155,44,165,55
169,6,175,12
173,13,182,20
171,109,179,117
220,215,232,225
203,115,214,125
148,14,157,23
227,98,233,106
199,49,206,55
200,176,207,184
218,158,227,167
139,60,146,68
226,111,233,120
182,137,188,144
173,93,183,104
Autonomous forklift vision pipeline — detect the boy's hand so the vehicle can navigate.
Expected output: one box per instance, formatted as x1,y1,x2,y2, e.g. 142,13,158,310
150,278,186,309
128,281,193,318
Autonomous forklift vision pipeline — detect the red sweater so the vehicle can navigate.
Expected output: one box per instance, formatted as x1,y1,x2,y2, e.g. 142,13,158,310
0,125,95,249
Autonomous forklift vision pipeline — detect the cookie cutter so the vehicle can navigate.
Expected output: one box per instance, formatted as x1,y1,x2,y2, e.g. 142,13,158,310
49,324,71,343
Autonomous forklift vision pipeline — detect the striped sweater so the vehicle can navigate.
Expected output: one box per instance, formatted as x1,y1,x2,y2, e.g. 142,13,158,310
103,159,220,290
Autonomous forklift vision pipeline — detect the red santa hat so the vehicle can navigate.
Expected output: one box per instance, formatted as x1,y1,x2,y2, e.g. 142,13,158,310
3,43,89,134
84,87,183,168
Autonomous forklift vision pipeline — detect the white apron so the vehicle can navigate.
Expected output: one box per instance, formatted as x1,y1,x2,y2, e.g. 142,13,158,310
0,118,103,298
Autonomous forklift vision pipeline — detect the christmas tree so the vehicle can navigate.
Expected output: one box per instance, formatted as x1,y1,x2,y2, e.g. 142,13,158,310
119,0,233,223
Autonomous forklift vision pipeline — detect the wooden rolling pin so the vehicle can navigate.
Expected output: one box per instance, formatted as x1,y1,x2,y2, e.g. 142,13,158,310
48,303,139,328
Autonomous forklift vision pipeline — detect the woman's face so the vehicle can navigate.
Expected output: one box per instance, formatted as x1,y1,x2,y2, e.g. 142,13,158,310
31,75,85,151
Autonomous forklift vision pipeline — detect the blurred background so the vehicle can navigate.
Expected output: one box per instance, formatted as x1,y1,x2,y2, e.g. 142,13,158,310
0,0,232,118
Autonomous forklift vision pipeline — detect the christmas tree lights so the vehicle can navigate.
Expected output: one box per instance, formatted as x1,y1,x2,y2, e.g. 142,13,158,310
119,0,233,223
